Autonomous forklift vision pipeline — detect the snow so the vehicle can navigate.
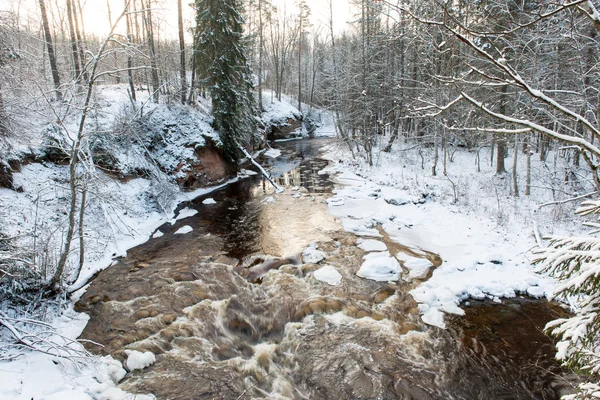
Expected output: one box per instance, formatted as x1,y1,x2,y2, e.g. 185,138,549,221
313,265,343,286
202,198,217,205
0,308,154,400
302,245,326,264
261,96,302,126
125,350,156,371
357,239,388,252
0,83,304,400
403,257,434,281
239,169,258,176
323,140,569,329
174,225,193,235
357,251,402,282
264,148,282,158
175,207,199,220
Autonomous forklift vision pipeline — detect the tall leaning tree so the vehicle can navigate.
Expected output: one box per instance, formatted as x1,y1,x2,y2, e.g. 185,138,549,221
194,0,256,163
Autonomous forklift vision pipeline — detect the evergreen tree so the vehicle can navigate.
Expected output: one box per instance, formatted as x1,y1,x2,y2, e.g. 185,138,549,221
535,200,600,399
194,0,257,164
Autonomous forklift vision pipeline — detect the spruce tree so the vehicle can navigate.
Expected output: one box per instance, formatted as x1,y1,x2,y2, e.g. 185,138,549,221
194,0,256,164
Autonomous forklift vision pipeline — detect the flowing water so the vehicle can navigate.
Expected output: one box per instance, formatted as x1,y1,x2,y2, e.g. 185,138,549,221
75,139,576,399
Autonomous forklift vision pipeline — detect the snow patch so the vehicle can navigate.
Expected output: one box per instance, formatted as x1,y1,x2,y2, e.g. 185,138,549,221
357,251,401,282
265,148,282,158
175,207,198,220
403,257,434,280
174,225,193,235
313,265,343,286
357,239,387,252
152,230,164,239
303,245,326,264
125,350,156,371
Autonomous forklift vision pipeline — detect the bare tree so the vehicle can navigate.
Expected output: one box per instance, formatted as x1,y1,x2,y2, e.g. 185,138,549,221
38,0,62,100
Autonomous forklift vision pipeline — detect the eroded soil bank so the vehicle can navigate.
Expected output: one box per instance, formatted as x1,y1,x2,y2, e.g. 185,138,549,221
75,139,575,399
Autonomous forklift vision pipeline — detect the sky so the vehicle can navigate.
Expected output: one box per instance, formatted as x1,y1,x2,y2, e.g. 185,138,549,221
0,0,353,40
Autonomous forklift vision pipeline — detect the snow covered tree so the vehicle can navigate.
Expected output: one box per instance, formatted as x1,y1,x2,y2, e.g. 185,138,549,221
194,0,257,163
534,200,600,399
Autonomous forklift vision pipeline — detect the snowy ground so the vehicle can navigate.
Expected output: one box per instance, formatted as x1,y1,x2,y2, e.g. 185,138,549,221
323,140,589,329
0,86,338,399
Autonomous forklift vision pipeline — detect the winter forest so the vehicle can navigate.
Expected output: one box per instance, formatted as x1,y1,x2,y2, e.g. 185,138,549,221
3,0,600,398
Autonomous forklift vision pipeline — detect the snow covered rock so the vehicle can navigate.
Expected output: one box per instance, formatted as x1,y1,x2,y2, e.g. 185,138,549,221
384,196,412,206
313,265,343,286
357,251,401,282
125,350,156,372
174,225,193,235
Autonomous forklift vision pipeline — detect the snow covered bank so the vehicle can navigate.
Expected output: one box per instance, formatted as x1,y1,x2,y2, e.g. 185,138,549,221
0,85,318,400
324,144,562,329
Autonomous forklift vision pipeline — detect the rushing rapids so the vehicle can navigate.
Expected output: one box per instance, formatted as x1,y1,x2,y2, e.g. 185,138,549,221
75,139,575,399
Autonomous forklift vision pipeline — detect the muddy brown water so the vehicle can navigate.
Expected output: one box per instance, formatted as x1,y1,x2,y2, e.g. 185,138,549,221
75,139,576,399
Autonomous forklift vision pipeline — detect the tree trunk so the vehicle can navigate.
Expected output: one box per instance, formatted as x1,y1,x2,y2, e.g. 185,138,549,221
257,0,263,111
38,0,62,100
512,135,519,196
71,0,88,82
125,0,136,101
297,8,302,113
66,0,81,80
525,135,531,196
432,129,439,176
144,0,160,103
177,0,187,104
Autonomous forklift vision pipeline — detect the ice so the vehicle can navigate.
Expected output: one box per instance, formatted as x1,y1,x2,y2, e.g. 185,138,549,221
303,245,326,264
357,251,401,282
202,198,217,205
357,239,387,252
265,148,282,158
126,350,156,371
175,207,198,220
239,169,258,176
314,265,343,286
152,230,164,238
323,143,559,329
403,257,434,280
174,225,193,235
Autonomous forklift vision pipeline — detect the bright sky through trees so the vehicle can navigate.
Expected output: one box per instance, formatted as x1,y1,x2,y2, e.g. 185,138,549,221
0,0,351,39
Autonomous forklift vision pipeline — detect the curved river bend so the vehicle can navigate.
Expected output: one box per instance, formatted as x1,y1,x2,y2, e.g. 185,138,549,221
76,139,575,399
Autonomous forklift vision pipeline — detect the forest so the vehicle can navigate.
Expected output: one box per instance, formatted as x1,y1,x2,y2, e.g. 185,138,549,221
1,0,600,399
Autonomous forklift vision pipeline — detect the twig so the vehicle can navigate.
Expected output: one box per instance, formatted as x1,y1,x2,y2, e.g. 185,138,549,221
538,191,597,209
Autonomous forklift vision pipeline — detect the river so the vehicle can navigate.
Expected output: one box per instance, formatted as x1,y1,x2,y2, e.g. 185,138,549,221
75,139,575,399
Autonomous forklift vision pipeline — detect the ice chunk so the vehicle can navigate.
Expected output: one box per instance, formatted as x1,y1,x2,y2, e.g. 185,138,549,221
265,148,282,158
314,265,342,286
357,239,387,252
175,207,198,220
240,169,258,176
202,198,217,205
125,350,156,371
174,225,193,235
303,246,326,264
152,230,164,239
357,251,401,282
404,257,434,280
